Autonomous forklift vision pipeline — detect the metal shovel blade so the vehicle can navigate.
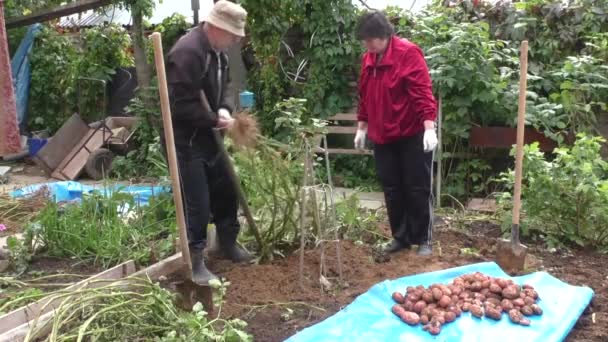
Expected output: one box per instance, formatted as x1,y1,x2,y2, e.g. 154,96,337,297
496,234,528,273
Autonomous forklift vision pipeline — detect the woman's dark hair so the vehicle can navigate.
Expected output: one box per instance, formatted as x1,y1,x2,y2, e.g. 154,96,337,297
356,11,394,40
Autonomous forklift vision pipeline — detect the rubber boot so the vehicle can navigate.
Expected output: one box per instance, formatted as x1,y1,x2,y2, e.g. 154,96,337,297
190,249,218,285
220,242,254,263
417,243,433,257
383,239,411,254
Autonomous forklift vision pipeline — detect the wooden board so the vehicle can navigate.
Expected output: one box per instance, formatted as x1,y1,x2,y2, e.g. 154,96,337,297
0,260,136,337
51,126,111,180
327,126,358,134
327,113,357,121
33,114,89,176
5,0,113,29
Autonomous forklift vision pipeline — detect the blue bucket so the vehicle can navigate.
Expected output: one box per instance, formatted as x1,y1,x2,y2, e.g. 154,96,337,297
239,91,255,109
28,138,48,157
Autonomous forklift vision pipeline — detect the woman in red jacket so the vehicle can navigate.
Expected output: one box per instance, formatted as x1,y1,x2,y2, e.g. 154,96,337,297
355,11,438,256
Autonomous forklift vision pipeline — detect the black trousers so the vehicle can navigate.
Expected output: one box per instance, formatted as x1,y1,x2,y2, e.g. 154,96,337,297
373,132,433,245
173,142,240,250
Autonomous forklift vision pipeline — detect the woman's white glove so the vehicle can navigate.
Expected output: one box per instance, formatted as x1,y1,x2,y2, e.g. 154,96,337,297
217,109,234,130
354,129,367,150
423,129,438,152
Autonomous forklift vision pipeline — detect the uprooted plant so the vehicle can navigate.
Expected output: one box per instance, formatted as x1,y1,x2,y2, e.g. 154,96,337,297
20,277,251,342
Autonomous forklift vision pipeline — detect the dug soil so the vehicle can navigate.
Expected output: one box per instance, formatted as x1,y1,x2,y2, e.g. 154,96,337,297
211,218,607,342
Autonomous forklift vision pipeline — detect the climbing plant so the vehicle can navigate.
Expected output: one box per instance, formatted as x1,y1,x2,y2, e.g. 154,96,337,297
239,0,360,134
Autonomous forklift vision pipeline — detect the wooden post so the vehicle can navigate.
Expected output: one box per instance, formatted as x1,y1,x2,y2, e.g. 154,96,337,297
150,33,192,276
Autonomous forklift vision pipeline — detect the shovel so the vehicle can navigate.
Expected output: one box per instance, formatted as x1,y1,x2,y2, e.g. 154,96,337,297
496,40,529,273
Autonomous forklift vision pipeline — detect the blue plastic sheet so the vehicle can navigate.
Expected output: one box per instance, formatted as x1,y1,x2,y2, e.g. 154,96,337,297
286,262,594,342
10,181,169,206
10,24,41,129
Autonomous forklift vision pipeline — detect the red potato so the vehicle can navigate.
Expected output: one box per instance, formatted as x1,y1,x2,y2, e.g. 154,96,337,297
439,295,452,308
432,288,443,301
392,292,405,304
470,304,484,318
439,285,452,297
406,286,416,294
486,297,501,307
482,280,491,289
484,306,502,320
422,290,434,304
452,295,459,303
496,278,509,289
521,306,534,316
523,284,535,290
403,300,414,312
519,317,531,326
508,309,523,324
471,282,483,291
523,296,535,306
450,305,462,317
392,304,406,318
512,298,525,307
462,302,471,312
407,293,420,302
480,288,490,297
501,299,514,312
416,285,425,292
531,304,543,315
420,314,429,324
489,283,503,294
401,311,421,325
427,303,438,310
445,311,457,323
452,285,463,296
502,285,520,300
414,300,427,314
524,289,539,300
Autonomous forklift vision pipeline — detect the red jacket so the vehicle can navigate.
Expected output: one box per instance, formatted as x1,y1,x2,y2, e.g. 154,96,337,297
357,36,437,145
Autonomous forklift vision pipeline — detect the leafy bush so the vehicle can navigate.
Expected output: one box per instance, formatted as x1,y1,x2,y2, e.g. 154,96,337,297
496,134,608,250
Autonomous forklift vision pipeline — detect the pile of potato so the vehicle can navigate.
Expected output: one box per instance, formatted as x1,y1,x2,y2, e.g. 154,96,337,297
391,272,543,335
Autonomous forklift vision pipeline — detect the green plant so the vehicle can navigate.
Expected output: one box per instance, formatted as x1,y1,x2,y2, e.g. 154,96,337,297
20,277,251,341
29,190,176,268
0,287,44,315
496,134,608,250
239,0,359,133
6,236,32,275
27,27,78,132
76,24,134,122
335,194,385,244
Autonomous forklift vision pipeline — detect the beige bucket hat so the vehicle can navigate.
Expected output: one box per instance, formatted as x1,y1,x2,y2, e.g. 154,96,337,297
205,1,248,37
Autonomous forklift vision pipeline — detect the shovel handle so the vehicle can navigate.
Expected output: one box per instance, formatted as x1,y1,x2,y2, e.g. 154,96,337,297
512,41,528,242
151,32,192,274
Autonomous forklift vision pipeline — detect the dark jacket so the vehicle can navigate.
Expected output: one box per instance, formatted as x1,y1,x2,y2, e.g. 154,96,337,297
166,25,236,150
357,36,437,144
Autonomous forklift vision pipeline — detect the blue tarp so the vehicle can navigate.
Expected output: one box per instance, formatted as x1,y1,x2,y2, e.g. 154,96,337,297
286,262,594,342
10,24,41,130
11,181,169,206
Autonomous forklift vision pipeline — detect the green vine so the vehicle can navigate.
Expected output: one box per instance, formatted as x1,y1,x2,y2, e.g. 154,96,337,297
240,0,359,134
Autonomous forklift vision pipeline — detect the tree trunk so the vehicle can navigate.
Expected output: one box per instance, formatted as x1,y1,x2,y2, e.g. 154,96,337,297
131,9,151,88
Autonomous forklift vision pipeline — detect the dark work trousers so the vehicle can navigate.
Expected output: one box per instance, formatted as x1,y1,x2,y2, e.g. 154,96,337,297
173,142,240,250
373,132,433,245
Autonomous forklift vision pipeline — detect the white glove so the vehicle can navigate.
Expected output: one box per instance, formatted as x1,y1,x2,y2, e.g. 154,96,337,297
218,108,232,120
423,129,438,152
354,129,367,150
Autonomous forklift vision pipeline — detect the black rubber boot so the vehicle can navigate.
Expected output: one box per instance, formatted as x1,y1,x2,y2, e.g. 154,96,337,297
190,249,218,285
220,242,254,263
383,239,411,254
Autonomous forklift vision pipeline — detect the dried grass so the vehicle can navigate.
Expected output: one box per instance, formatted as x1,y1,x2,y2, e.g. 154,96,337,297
0,188,50,234
227,111,260,148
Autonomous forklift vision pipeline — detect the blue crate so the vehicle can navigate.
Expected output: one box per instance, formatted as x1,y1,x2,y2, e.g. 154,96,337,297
239,91,255,108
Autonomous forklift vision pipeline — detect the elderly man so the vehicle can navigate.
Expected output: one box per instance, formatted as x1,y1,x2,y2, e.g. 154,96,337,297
165,0,252,284
354,11,438,256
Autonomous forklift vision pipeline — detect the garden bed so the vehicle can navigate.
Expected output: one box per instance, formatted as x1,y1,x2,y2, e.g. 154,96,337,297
211,220,607,342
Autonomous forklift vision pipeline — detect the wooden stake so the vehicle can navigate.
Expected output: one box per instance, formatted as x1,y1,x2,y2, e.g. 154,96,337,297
150,32,192,276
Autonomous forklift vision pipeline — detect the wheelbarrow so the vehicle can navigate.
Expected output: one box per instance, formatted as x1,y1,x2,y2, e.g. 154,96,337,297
33,113,114,180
